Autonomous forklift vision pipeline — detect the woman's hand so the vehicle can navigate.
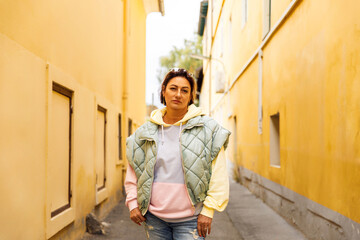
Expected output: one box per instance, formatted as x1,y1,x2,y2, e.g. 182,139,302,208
197,214,212,237
130,207,146,226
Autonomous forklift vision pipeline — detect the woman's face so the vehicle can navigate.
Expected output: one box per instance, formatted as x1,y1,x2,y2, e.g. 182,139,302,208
162,77,191,111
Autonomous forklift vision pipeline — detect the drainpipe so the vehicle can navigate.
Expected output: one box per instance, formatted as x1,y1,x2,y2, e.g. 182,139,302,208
122,0,128,122
121,0,129,172
258,49,263,134
209,0,213,116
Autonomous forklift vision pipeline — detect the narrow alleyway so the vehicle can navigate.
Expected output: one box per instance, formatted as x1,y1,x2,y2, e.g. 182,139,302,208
82,181,307,240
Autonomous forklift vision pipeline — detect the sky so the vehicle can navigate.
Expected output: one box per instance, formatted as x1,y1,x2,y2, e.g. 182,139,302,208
146,0,203,108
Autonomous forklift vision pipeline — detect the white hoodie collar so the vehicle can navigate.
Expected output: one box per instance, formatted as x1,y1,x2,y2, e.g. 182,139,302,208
149,104,204,127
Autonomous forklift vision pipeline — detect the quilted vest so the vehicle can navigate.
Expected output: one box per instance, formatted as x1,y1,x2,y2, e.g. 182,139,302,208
126,115,231,215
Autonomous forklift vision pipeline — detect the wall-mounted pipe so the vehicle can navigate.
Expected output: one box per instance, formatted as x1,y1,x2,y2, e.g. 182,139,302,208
258,49,263,134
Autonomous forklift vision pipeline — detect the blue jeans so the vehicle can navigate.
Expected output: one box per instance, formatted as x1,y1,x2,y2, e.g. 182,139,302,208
143,212,205,240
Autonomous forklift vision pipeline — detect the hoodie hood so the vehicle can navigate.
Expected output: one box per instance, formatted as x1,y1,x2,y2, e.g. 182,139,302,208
150,104,204,127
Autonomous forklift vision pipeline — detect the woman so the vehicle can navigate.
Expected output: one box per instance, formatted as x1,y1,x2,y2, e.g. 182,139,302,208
125,68,230,239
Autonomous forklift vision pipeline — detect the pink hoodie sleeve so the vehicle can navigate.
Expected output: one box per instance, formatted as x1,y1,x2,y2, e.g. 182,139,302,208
124,164,139,211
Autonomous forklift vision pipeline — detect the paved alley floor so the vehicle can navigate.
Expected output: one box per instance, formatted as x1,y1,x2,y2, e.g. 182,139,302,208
82,181,307,240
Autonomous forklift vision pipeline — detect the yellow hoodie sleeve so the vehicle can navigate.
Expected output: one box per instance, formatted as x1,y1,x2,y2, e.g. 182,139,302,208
200,147,229,218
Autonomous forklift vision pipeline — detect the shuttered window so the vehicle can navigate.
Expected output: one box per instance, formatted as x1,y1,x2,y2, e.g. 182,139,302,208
49,82,73,217
128,118,132,136
96,106,107,191
118,114,123,160
241,0,248,28
270,113,280,167
263,0,271,38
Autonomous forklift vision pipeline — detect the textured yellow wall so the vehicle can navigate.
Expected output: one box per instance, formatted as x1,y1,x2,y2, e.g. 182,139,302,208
0,0,150,239
126,0,147,124
202,0,360,224
0,0,125,106
0,33,47,240
261,0,360,222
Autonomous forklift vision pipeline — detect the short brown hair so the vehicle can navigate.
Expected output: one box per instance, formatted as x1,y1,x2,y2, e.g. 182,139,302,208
160,68,197,106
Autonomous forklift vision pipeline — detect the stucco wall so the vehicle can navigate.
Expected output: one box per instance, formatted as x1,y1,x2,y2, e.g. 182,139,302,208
200,0,360,238
0,0,150,239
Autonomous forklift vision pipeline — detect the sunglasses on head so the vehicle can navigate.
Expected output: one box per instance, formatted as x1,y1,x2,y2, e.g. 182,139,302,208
168,68,194,77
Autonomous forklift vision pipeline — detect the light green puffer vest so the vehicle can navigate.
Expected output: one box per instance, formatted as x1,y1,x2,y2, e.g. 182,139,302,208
126,115,230,215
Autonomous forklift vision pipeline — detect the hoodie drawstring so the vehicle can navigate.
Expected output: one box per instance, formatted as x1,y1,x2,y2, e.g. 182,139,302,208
179,122,182,141
161,125,165,145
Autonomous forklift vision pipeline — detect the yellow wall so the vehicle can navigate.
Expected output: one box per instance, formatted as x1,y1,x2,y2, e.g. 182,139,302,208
0,33,47,240
0,0,125,105
201,0,360,225
0,0,156,239
126,0,147,125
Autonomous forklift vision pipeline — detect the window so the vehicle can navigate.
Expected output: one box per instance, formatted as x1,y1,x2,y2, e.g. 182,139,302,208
270,113,280,167
219,21,224,57
228,17,233,57
49,82,73,217
241,0,248,28
128,118,133,136
233,116,238,162
96,105,107,191
118,114,122,160
263,0,271,38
